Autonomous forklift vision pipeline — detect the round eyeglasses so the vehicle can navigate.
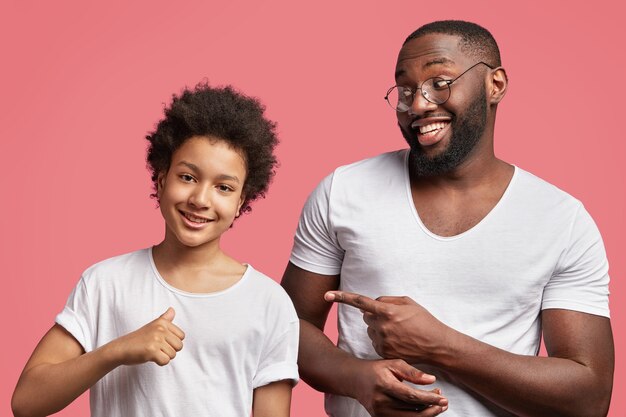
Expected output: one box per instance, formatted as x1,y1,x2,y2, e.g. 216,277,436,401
384,61,495,112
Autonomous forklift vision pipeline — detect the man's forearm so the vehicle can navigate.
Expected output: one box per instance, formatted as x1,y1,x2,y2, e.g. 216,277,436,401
426,326,613,417
297,319,362,397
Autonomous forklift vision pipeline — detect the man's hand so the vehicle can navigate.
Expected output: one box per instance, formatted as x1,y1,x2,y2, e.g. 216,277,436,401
110,307,185,366
349,358,448,416
325,291,450,365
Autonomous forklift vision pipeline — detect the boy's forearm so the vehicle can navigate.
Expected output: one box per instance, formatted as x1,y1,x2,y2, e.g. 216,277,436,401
12,343,121,417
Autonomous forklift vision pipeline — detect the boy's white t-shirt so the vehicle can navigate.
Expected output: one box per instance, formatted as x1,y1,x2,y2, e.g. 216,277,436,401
290,149,610,417
56,248,299,417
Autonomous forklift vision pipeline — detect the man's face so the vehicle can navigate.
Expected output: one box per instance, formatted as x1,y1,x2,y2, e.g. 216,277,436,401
394,34,489,177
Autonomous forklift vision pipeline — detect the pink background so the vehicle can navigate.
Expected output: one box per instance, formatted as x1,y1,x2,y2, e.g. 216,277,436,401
1,1,624,415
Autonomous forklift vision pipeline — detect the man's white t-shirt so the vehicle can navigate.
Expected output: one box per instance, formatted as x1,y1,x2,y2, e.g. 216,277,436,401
56,248,299,417
290,149,610,417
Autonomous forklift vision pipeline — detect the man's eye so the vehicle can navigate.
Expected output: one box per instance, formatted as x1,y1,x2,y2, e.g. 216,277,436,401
432,79,450,90
398,87,413,102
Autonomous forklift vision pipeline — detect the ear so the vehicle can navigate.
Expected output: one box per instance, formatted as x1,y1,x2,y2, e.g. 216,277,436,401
488,67,508,105
156,172,166,200
236,194,246,218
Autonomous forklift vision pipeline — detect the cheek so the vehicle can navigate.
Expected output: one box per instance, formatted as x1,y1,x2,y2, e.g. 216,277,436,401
160,183,188,206
216,195,244,217
397,112,410,126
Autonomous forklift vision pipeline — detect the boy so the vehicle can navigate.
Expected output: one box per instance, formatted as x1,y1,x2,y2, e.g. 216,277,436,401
12,83,299,417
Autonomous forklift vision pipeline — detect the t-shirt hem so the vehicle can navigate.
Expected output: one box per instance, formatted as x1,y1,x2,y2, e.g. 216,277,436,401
253,363,299,388
289,255,341,276
541,301,610,318
55,313,90,352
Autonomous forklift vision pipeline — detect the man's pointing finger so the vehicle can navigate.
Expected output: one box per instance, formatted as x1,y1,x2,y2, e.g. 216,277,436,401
324,291,382,314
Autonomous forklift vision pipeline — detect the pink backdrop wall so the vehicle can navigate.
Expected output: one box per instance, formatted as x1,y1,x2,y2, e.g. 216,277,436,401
1,1,624,415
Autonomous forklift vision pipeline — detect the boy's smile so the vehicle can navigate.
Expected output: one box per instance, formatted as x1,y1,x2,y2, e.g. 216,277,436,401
157,136,247,249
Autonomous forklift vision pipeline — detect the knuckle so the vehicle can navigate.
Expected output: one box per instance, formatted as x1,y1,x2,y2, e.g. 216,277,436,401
354,295,364,306
391,358,405,368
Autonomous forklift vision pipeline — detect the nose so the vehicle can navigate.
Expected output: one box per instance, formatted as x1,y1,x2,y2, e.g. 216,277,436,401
408,89,437,117
188,184,211,209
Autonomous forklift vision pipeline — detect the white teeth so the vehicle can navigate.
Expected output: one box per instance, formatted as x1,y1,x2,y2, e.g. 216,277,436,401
419,122,447,134
184,213,209,223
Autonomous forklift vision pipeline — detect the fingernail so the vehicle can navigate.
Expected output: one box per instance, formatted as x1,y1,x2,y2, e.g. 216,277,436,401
324,292,335,301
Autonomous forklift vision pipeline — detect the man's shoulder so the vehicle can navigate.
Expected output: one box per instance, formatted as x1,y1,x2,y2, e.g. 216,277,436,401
516,167,580,204
512,167,583,212
317,149,407,192
333,149,407,177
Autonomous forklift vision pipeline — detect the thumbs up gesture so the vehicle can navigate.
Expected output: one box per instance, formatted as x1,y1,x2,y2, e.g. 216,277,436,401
110,307,185,366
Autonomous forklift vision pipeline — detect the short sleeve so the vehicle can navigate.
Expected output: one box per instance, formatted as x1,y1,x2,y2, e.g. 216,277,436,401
289,173,344,275
55,276,94,352
253,295,300,388
542,204,610,317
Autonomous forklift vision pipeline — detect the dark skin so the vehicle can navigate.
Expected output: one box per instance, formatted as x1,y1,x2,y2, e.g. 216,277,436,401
282,33,614,417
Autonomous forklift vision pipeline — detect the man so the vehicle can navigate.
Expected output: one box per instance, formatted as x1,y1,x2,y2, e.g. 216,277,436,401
281,20,614,417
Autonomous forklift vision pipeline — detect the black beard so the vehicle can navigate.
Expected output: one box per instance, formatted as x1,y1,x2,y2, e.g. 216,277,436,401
403,88,487,178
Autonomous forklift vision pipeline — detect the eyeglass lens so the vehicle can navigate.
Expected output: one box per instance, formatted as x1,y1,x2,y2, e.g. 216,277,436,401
386,77,450,111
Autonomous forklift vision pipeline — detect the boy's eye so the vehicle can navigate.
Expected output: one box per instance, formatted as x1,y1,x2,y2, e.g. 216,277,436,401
180,174,195,182
218,184,234,192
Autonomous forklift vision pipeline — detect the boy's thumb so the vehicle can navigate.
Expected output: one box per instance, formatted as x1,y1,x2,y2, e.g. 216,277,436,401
160,307,175,321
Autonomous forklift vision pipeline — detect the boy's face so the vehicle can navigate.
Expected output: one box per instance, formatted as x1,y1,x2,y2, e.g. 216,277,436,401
157,136,247,249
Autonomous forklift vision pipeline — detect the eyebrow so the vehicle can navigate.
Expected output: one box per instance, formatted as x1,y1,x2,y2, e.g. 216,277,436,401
423,57,455,68
395,57,456,78
176,161,241,183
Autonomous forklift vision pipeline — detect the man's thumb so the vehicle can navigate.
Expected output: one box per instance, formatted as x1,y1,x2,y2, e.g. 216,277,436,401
160,307,175,321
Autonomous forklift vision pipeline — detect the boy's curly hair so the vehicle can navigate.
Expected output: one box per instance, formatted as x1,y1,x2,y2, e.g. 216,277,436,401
146,82,279,215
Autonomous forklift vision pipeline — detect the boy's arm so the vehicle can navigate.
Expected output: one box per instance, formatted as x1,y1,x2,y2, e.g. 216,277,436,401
252,380,293,417
12,308,184,417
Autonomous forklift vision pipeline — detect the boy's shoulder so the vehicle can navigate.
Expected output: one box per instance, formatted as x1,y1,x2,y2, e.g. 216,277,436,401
243,266,296,308
245,266,287,294
81,248,151,282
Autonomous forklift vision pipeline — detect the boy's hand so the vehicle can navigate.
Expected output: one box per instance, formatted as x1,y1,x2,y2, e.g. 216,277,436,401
110,307,185,366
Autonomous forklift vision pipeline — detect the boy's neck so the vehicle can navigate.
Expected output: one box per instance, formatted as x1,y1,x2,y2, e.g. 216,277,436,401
153,237,222,268
151,238,247,294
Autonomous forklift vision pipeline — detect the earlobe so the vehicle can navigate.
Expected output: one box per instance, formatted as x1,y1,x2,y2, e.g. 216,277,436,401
236,196,245,218
156,172,166,199
489,67,508,104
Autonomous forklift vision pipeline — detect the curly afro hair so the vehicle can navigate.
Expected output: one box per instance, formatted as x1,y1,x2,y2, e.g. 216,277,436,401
146,82,279,215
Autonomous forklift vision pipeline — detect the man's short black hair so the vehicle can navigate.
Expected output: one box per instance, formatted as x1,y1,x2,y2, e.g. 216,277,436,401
404,20,501,67
146,82,279,215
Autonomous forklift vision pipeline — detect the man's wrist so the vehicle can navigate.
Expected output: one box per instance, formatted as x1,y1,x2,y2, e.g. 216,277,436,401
428,326,467,370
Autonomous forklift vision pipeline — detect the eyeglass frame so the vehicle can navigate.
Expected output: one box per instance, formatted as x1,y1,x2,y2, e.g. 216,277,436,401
384,61,496,111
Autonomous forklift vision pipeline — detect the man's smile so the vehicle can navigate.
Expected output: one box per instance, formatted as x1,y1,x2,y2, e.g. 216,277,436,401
411,119,451,147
